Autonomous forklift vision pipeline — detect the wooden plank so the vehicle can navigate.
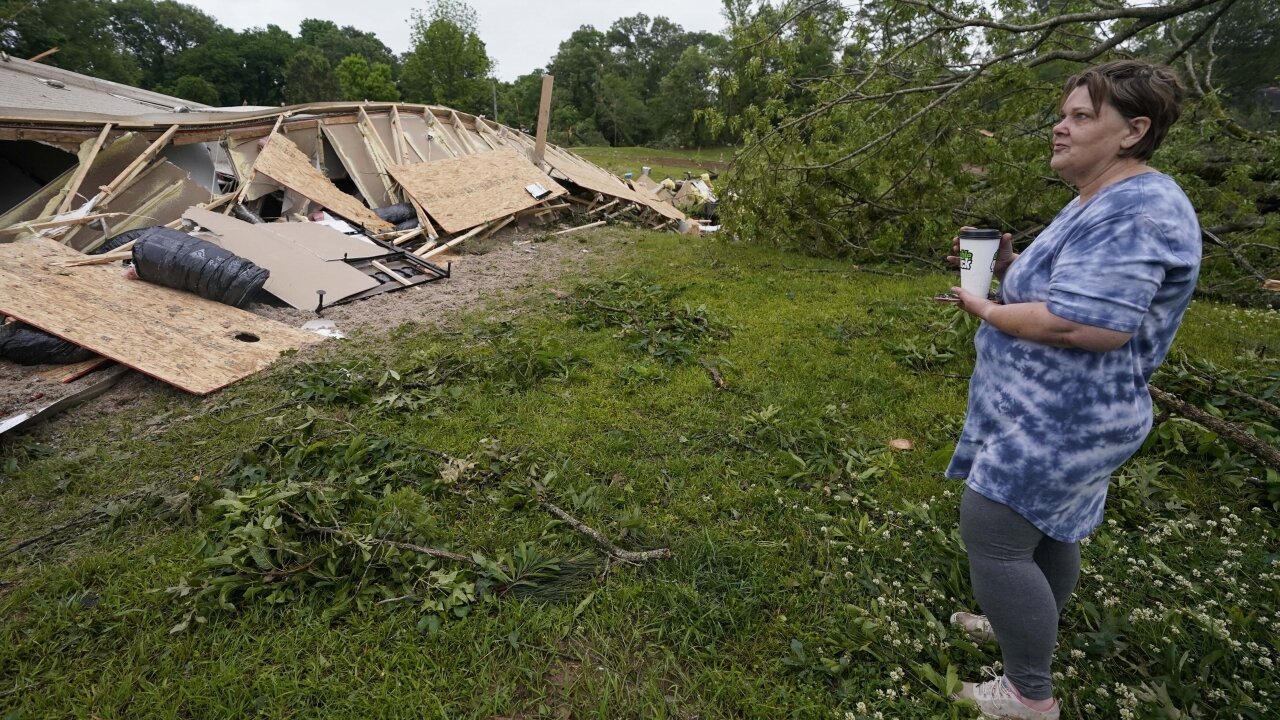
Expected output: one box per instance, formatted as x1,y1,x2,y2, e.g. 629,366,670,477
415,222,489,257
2,365,129,437
390,227,425,247
357,108,401,204
56,123,113,215
388,148,567,234
185,209,379,310
0,238,321,395
534,75,554,166
98,124,178,200
370,260,412,286
0,212,125,236
477,214,514,240
390,107,412,164
36,357,111,383
419,226,485,259
253,135,393,232
427,111,470,156
553,220,606,235
448,111,483,154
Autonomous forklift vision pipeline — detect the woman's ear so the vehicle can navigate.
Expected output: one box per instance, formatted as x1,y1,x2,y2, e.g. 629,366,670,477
1121,116,1152,150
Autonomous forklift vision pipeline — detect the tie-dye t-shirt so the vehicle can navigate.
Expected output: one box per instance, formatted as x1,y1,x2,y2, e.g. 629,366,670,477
946,172,1201,542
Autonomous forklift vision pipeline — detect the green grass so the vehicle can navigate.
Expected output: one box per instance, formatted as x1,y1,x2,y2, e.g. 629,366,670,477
571,146,736,183
2,230,1279,719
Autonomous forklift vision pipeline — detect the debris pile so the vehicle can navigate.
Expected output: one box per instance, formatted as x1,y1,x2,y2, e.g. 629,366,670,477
0,56,688,431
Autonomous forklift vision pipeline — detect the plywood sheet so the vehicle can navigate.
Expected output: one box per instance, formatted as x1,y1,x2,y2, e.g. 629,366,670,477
0,238,321,395
262,222,388,261
388,148,567,234
227,124,324,202
185,208,379,310
254,135,392,232
320,121,393,209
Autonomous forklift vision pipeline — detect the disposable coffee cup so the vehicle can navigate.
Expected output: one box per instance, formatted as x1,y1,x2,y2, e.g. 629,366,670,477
958,228,1002,297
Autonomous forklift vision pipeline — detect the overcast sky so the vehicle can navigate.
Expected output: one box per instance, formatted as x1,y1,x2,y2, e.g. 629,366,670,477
182,1,729,81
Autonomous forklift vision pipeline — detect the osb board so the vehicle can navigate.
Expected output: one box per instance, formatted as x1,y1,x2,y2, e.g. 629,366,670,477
74,160,211,251
388,148,567,234
227,125,322,203
0,238,321,395
0,133,148,229
261,222,388,261
185,209,379,310
320,122,393,209
254,135,392,232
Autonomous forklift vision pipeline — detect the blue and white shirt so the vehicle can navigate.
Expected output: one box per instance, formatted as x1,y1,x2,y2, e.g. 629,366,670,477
946,172,1201,542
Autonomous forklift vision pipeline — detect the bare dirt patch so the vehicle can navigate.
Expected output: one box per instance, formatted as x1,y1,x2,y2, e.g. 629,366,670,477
0,226,636,437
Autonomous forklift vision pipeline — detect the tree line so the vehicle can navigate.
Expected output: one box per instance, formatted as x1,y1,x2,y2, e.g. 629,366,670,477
0,0,730,147
2,1,1274,149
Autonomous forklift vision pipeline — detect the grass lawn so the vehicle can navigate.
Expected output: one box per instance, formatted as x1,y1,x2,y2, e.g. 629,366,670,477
571,146,736,183
2,229,1278,718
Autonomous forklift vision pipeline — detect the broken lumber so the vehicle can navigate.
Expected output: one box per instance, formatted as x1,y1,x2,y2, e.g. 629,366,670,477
56,123,114,215
417,222,490,259
553,220,606,236
98,124,178,201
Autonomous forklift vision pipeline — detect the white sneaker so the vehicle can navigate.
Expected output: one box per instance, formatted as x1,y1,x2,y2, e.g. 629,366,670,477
952,676,1060,719
951,610,996,643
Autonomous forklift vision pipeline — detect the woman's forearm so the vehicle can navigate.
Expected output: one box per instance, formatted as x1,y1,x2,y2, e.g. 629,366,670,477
980,301,1132,352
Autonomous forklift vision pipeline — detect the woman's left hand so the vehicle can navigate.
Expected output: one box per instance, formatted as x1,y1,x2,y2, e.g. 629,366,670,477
951,287,996,321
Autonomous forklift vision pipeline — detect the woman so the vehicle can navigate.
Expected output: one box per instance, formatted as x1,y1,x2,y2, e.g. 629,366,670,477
945,60,1201,719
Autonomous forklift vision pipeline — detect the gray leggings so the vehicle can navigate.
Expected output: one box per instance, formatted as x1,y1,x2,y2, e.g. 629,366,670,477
959,487,1081,700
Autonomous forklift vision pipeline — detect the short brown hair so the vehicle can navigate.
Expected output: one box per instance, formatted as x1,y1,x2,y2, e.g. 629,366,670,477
1062,60,1185,161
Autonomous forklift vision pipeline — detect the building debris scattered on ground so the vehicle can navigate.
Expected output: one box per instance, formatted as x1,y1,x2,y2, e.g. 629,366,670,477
0,55,690,432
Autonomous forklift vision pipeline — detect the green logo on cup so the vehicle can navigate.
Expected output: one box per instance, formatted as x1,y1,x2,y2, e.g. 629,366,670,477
959,249,974,270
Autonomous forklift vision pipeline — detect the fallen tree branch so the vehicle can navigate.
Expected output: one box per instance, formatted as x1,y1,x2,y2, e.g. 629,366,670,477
1203,228,1269,282
700,357,727,390
538,499,671,564
1149,384,1280,473
280,507,485,569
1180,364,1280,422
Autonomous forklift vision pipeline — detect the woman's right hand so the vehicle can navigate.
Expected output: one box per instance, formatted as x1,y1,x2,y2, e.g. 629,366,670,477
947,227,1017,279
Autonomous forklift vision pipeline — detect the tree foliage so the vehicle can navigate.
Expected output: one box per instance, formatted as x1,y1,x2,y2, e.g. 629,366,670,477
400,0,493,112
336,54,400,102
715,0,1278,305
298,18,396,71
283,46,339,104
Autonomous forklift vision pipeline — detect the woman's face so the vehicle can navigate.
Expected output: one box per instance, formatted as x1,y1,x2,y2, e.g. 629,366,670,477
1050,85,1145,185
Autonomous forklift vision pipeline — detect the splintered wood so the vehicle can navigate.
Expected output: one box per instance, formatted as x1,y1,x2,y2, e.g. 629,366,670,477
388,148,567,234
0,238,322,395
540,144,686,223
253,135,393,232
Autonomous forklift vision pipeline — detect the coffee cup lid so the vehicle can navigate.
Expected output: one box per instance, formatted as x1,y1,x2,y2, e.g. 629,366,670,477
959,228,1002,240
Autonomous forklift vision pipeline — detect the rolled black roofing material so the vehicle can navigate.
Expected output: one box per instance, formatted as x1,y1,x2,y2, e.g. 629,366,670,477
130,227,269,308
89,227,148,255
375,202,416,224
0,323,95,365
